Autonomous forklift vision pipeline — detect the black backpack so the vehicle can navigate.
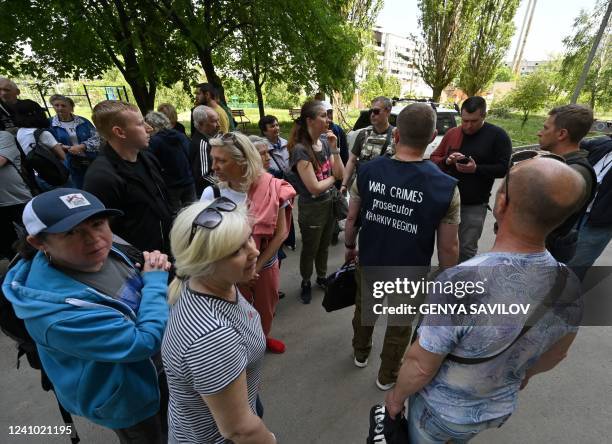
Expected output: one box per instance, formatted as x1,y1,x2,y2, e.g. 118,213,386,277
0,255,80,443
25,129,69,186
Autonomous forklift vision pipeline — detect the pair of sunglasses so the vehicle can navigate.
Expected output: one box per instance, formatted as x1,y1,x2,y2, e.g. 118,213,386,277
210,132,246,154
369,108,382,115
189,197,237,243
505,150,566,204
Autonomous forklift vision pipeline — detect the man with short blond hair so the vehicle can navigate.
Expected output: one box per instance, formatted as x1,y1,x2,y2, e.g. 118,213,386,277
84,100,172,253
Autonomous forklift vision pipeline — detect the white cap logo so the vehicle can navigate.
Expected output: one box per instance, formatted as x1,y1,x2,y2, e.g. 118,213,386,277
59,193,91,209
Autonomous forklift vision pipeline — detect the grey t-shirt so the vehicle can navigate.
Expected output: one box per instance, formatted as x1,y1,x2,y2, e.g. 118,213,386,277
289,140,333,203
0,131,32,206
61,253,144,312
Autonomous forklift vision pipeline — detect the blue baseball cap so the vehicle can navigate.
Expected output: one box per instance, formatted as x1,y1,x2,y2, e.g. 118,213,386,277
22,188,123,236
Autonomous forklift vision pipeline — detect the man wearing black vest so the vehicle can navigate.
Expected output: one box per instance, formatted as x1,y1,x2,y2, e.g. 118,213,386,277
537,105,596,262
432,97,512,262
344,103,460,390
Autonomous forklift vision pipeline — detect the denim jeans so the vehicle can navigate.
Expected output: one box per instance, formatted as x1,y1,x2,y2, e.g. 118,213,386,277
407,393,510,443
568,217,612,280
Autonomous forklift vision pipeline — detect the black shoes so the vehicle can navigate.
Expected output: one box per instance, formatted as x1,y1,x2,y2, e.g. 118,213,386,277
300,281,312,304
316,276,327,289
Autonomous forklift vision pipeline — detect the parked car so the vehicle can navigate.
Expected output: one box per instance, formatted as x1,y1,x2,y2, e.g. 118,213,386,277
347,102,458,158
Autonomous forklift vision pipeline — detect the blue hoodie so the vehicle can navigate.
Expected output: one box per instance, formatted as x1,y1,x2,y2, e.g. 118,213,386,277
2,248,169,429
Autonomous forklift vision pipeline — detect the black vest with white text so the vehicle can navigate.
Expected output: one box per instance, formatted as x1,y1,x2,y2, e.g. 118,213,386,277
357,157,457,267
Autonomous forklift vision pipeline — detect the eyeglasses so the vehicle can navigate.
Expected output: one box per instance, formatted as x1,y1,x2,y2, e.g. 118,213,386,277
189,197,237,243
504,150,566,204
369,108,382,116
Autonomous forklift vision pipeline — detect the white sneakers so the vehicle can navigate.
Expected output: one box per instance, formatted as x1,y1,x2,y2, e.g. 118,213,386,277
376,379,396,391
353,356,368,368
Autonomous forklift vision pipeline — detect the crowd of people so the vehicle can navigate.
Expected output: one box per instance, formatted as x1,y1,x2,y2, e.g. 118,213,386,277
1,74,611,443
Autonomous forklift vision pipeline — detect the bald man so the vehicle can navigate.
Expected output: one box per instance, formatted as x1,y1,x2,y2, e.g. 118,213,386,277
385,157,585,442
0,77,21,134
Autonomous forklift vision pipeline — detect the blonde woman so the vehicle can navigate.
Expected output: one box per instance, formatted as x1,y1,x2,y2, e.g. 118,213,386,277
162,201,276,444
199,132,295,353
157,103,186,134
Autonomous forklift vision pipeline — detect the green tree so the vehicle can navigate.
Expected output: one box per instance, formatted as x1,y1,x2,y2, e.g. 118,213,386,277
494,65,515,82
415,0,477,101
505,69,554,126
559,2,612,111
360,72,401,103
1,0,191,113
458,0,520,96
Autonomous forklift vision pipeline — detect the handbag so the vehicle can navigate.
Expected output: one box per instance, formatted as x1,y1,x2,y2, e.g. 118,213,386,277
366,403,410,444
331,186,348,220
322,261,356,312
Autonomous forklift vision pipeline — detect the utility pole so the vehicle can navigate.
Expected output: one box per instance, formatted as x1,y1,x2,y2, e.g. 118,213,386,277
571,0,612,104
511,0,533,70
514,0,538,75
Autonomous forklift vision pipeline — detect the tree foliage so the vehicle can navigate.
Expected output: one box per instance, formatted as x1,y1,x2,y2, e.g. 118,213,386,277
457,0,520,96
504,68,555,126
1,0,193,113
494,65,515,82
415,0,477,101
559,2,612,111
360,72,401,104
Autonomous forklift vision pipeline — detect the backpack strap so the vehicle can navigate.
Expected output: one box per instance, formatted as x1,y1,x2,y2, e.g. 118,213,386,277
380,126,394,156
447,264,569,365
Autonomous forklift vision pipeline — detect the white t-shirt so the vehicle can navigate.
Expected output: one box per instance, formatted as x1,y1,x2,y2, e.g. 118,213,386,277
200,185,247,204
57,119,79,145
16,128,59,155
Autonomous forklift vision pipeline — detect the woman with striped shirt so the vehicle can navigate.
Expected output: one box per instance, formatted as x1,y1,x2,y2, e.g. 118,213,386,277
162,200,276,443
199,132,295,354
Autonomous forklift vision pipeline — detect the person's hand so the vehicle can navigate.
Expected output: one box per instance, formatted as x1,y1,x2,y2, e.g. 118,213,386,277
384,389,404,420
446,152,464,166
68,144,86,155
325,130,338,150
455,157,477,174
340,184,348,195
345,247,358,263
142,250,172,272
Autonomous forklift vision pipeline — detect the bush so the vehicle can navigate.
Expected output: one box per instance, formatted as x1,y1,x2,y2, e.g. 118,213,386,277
489,106,511,118
264,82,302,109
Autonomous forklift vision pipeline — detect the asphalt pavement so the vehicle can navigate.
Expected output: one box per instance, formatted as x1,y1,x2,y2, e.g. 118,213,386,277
1,181,611,443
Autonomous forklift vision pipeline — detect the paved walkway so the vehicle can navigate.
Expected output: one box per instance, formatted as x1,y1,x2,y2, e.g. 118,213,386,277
1,183,611,443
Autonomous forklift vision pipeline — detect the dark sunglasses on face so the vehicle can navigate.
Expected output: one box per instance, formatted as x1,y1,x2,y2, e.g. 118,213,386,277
369,108,382,115
189,197,237,243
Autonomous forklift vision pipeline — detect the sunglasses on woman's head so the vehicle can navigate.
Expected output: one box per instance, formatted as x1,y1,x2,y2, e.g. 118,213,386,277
210,132,246,154
504,150,566,204
189,197,237,243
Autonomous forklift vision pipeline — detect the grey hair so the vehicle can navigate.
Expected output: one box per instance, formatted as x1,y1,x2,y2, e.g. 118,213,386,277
372,96,392,110
192,105,209,126
248,135,269,150
0,77,18,91
145,111,171,131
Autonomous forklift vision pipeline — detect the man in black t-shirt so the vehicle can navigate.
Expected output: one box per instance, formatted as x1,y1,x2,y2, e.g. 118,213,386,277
441,97,512,262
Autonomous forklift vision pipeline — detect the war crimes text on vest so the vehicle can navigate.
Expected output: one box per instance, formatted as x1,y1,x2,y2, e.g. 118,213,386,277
365,180,422,234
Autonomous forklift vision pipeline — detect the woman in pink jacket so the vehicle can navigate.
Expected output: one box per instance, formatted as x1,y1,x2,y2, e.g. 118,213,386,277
199,132,295,353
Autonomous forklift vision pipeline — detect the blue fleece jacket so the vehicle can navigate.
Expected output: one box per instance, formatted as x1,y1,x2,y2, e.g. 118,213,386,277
2,248,169,429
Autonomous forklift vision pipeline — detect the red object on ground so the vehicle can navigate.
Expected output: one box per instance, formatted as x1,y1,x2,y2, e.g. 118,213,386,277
266,337,286,354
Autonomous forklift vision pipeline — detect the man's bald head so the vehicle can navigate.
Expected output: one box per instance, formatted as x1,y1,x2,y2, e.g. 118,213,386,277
0,77,20,104
503,157,586,234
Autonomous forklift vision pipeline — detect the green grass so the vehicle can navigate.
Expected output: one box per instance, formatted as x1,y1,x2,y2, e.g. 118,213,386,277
487,113,546,147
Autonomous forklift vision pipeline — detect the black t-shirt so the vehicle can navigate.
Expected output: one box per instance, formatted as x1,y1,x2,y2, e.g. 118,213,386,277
125,156,153,185
451,122,512,205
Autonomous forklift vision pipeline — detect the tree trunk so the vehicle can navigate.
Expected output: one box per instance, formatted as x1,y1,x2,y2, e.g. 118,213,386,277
432,85,443,102
124,74,156,114
197,49,227,105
